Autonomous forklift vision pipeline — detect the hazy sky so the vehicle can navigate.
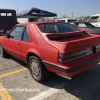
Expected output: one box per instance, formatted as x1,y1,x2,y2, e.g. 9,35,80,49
0,0,100,18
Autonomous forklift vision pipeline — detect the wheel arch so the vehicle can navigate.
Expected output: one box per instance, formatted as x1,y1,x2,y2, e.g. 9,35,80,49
26,50,42,64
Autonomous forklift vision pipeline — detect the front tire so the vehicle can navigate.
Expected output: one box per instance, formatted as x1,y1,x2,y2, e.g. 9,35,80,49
0,44,8,58
28,56,49,82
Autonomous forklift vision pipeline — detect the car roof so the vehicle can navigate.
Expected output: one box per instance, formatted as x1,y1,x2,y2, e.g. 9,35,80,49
16,21,65,26
0,9,16,13
91,14,100,16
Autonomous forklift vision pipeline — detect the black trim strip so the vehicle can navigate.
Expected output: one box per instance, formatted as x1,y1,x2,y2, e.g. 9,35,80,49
43,62,67,73
43,57,100,73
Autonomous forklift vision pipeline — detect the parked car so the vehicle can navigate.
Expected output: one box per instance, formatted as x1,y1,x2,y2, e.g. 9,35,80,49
0,21,100,82
68,21,100,34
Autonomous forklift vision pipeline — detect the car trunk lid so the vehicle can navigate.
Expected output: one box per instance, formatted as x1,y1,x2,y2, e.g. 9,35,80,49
46,31,100,53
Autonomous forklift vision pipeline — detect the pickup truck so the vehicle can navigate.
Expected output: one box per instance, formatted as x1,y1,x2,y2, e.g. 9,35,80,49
0,21,100,82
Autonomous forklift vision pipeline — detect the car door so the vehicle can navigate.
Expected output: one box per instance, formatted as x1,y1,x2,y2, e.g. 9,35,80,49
7,26,25,60
20,27,30,62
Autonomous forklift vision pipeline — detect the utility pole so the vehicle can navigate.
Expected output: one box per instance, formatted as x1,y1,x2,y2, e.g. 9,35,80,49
72,12,73,18
16,7,18,13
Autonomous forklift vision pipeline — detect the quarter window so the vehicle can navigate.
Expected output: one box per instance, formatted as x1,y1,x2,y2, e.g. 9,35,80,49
22,28,30,42
10,26,25,40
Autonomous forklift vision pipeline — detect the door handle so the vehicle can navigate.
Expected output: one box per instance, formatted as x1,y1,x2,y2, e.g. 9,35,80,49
16,43,20,46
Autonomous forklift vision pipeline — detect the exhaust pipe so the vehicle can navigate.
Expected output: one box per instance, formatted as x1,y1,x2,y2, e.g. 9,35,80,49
57,74,72,80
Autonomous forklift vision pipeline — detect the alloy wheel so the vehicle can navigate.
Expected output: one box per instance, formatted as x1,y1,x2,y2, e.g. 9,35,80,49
30,59,41,78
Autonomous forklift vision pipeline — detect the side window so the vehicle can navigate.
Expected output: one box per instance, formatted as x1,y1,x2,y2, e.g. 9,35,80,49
22,28,30,42
88,16,99,23
10,26,25,40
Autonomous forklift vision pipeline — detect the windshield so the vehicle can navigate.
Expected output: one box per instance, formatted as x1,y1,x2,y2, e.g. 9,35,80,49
88,16,99,23
38,23,77,33
75,22,94,28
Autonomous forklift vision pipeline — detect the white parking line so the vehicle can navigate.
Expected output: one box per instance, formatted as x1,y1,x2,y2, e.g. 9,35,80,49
27,82,66,100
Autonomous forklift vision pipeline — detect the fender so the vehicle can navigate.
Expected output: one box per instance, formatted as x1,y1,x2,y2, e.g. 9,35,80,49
26,49,42,61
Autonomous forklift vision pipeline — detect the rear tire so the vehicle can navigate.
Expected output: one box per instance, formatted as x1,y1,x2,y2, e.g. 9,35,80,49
0,44,8,58
28,56,49,82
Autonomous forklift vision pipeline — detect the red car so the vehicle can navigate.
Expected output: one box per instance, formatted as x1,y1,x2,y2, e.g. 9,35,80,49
0,21,100,82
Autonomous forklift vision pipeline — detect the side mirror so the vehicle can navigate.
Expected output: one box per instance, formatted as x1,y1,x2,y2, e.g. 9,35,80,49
0,28,6,33
0,29,6,36
0,30,5,33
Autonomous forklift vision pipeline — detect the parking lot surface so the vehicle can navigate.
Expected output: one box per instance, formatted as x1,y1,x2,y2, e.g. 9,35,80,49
0,56,100,100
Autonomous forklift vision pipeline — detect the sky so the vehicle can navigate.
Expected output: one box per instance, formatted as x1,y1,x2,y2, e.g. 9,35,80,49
0,0,100,18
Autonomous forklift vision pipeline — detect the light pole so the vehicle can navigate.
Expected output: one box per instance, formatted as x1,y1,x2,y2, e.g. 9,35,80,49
72,12,73,18
16,7,18,13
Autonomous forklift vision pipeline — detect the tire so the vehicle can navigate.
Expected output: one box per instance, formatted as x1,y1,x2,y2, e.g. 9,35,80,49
28,56,49,82
0,44,8,58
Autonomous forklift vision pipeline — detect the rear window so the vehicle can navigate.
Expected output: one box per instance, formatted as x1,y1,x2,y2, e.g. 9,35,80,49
0,13,12,17
38,23,77,33
75,22,94,28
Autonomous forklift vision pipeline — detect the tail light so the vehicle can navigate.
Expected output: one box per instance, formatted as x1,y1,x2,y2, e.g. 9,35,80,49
96,45,100,52
58,48,93,63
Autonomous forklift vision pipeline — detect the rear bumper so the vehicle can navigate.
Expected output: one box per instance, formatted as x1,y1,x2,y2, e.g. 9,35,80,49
43,55,100,77
44,57,100,74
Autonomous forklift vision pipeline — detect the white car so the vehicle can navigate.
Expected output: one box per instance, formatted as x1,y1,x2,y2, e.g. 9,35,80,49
88,14,100,27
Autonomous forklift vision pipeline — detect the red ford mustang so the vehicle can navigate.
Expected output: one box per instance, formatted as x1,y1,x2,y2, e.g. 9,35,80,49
0,21,100,82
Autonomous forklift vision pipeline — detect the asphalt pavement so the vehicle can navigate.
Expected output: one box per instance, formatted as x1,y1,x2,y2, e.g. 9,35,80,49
0,56,100,100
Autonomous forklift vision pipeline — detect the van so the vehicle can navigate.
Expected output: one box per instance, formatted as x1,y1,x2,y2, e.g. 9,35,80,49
0,9,18,30
88,14,100,27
